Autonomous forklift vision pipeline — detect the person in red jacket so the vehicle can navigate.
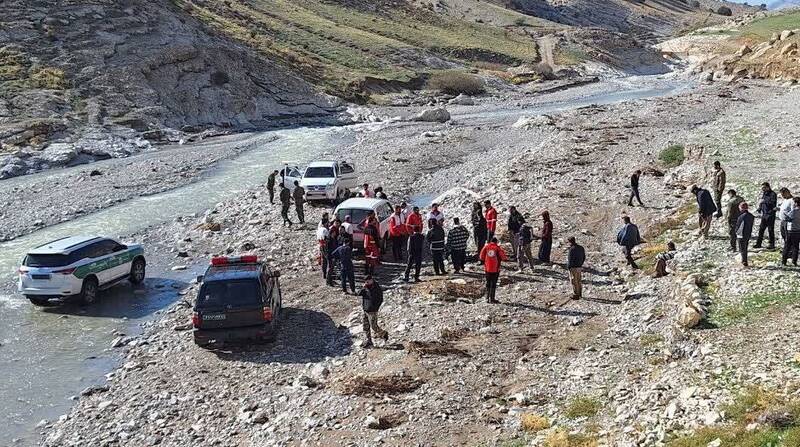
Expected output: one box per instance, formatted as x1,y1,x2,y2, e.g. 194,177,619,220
484,200,498,242
388,205,406,262
363,223,381,276
405,206,424,234
479,237,507,304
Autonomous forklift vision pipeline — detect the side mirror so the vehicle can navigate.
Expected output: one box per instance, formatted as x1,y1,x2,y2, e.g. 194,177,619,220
196,275,204,284
271,270,281,278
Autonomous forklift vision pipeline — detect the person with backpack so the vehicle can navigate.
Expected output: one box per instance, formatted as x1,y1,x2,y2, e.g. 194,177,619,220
405,226,425,282
517,218,536,272
446,218,470,273
616,215,642,270
480,237,508,304
427,219,447,275
359,277,387,348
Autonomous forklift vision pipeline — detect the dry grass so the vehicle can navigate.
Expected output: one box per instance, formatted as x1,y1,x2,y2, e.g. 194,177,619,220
426,70,485,95
439,327,469,341
405,340,471,357
340,374,424,396
520,413,550,433
545,429,599,447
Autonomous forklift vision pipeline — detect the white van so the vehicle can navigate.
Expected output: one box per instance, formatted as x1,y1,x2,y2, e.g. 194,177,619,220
333,198,394,246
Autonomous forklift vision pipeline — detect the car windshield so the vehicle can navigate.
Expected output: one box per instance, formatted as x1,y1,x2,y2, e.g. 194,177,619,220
197,280,262,308
24,254,71,268
336,208,371,227
303,166,335,178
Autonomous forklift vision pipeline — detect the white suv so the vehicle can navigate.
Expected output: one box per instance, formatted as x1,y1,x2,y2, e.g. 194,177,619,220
18,236,146,306
300,160,358,202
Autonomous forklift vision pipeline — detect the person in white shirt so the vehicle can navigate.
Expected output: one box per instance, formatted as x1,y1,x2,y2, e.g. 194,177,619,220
779,187,794,244
342,215,355,237
361,183,373,198
426,203,444,229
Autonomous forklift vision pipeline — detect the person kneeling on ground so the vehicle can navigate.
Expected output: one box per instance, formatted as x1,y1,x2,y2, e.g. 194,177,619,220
480,237,508,304
653,241,677,278
359,276,387,349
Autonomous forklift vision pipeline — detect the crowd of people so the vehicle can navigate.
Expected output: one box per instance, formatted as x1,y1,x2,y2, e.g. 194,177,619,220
267,159,797,347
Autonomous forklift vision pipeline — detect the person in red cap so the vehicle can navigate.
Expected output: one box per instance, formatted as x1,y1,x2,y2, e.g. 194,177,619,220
479,237,507,303
484,200,498,242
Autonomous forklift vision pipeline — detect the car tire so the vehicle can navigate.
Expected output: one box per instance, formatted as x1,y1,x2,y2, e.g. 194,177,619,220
26,296,50,306
129,258,146,285
79,277,99,306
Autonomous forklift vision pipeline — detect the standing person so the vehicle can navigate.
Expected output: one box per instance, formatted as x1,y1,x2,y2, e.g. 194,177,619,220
341,215,354,244
691,185,717,238
325,230,339,286
388,205,406,262
374,187,388,200
316,221,330,281
616,215,642,270
399,202,410,222
627,170,644,207
782,197,800,266
446,218,470,273
358,277,387,348
778,188,793,246
426,219,447,275
361,183,373,198
754,182,778,249
405,226,425,282
517,218,536,272
279,184,293,227
363,220,381,276
405,206,424,234
566,237,586,299
292,180,306,224
471,202,488,260
479,237,508,304
712,161,727,218
538,211,553,263
267,169,279,204
736,202,755,267
507,206,525,259
485,200,498,242
726,189,744,252
427,203,445,228
330,239,356,294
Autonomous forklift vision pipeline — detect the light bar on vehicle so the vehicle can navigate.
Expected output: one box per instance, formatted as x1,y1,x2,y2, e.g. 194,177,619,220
210,255,259,266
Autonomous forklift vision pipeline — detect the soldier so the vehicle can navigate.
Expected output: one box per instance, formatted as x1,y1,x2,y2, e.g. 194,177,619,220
292,180,306,224
279,184,292,227
267,169,279,204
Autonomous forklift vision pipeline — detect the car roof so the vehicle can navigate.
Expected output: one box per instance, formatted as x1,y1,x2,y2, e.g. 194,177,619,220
28,236,105,255
306,161,338,167
204,263,264,282
335,198,390,211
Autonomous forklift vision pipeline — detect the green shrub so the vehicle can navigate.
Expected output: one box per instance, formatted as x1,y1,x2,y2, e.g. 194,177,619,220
659,144,685,167
426,70,485,95
564,396,601,419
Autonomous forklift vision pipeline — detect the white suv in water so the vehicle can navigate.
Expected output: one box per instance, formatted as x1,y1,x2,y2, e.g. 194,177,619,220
18,236,146,306
300,160,358,202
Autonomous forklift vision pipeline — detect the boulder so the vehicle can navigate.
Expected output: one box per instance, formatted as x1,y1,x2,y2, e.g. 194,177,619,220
412,107,450,123
512,114,554,129
38,143,79,166
444,278,484,299
780,30,795,41
735,45,752,57
448,94,475,106
780,42,798,56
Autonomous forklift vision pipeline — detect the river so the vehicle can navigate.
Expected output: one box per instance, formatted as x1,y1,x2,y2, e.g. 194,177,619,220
0,76,690,445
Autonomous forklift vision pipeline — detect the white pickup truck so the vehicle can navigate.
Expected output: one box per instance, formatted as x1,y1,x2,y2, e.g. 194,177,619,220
299,161,358,202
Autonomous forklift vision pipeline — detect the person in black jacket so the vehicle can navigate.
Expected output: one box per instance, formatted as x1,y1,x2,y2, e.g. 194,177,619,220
426,219,447,275
616,215,642,269
736,202,755,266
471,202,487,261
691,185,717,238
567,236,586,299
446,218,470,273
405,226,425,282
517,219,536,271
279,184,293,226
754,182,778,249
359,277,387,348
330,239,356,294
627,170,644,207
267,169,279,204
507,206,525,259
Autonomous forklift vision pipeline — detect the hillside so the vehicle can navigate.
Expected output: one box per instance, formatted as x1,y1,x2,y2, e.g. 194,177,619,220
0,0,750,179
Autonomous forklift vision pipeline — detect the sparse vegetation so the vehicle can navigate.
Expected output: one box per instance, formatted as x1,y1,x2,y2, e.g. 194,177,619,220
658,144,686,168
520,413,550,433
28,67,67,89
711,290,800,327
545,429,599,447
426,70,485,95
668,387,800,446
639,332,665,347
564,396,601,419
738,11,800,40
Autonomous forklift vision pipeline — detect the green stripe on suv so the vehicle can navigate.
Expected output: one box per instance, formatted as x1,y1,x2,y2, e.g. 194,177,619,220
73,247,143,279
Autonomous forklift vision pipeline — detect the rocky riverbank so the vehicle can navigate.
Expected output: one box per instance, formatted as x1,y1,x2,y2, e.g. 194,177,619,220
36,78,800,446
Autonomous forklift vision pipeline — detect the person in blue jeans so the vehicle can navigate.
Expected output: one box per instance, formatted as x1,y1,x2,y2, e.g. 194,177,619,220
330,239,356,294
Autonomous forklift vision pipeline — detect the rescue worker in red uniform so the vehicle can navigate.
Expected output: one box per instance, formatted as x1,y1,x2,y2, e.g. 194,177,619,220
484,200,498,242
479,237,507,304
388,205,406,262
405,206,424,234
